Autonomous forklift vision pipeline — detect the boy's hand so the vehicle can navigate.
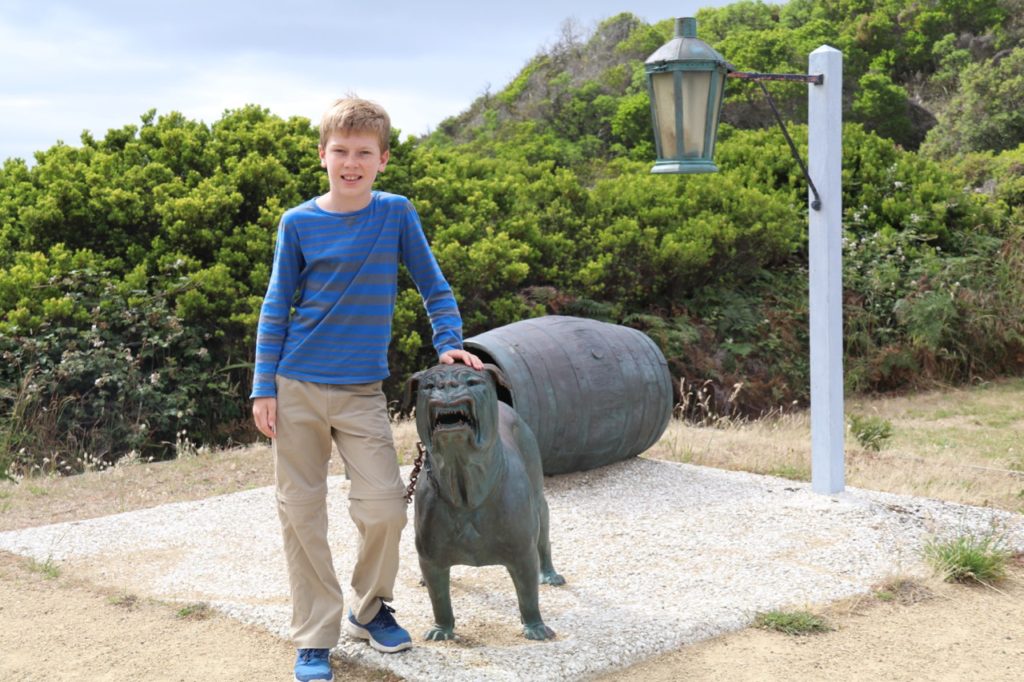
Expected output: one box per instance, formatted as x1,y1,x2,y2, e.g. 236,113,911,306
440,348,483,370
252,397,277,440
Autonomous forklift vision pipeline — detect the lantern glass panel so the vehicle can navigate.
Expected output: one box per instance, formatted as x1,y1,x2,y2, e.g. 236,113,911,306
651,72,677,158
707,72,725,157
681,71,711,157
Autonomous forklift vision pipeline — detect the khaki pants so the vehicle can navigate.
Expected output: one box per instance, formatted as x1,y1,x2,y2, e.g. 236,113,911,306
274,376,408,649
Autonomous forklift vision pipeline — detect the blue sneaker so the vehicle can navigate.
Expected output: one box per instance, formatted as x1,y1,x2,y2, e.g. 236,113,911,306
344,601,413,653
294,648,332,682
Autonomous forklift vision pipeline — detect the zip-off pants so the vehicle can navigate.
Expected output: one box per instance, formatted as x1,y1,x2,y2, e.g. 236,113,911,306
273,375,408,649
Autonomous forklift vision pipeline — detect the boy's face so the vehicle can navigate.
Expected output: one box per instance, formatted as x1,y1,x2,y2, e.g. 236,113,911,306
318,130,389,207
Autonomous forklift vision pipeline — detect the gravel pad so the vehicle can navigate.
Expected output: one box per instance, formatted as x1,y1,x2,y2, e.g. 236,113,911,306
2,457,1022,681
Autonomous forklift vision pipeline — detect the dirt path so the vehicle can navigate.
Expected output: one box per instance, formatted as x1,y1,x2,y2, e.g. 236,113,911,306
2,445,1022,681
1,551,299,681
597,566,1024,682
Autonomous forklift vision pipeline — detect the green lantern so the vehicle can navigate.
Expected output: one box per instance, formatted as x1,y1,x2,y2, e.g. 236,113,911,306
645,17,730,174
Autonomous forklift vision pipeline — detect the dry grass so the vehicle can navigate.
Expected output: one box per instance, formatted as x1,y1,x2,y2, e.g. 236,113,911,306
3,378,1021,533
392,418,420,466
647,377,1024,513
0,443,281,532
870,575,936,605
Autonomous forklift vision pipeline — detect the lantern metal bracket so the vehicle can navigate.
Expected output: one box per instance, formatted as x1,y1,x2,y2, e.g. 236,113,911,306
727,71,824,210
727,71,823,85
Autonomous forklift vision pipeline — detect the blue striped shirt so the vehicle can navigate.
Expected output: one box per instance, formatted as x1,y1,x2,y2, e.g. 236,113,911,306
250,191,463,398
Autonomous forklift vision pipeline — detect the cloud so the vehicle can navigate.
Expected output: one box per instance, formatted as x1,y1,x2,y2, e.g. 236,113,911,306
1,0,732,162
0,3,490,161
155,51,475,137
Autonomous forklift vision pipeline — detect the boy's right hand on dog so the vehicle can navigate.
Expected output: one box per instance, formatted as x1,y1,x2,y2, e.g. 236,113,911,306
252,397,277,439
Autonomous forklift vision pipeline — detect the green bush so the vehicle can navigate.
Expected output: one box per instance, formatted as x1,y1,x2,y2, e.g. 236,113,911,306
848,414,894,451
923,531,1013,584
0,267,239,474
921,46,1024,157
754,609,832,636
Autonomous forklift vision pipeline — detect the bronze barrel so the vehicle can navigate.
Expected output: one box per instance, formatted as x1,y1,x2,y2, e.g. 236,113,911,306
464,315,673,475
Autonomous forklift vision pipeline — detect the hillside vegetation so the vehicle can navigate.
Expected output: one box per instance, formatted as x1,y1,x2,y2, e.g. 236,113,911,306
2,0,1023,476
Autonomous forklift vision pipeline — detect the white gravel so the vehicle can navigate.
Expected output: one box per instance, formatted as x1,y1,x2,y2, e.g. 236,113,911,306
2,457,1022,681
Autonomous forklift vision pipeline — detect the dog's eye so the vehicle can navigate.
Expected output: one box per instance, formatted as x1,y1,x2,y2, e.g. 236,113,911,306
421,382,435,390
466,377,484,386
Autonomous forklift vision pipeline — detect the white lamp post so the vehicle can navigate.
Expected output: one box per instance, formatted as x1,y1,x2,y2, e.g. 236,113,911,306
646,18,845,494
807,46,844,495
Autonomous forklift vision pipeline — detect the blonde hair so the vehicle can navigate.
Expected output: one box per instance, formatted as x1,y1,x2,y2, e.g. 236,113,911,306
319,97,391,151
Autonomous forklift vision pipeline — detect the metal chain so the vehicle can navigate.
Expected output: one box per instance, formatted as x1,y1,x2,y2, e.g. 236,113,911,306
404,441,426,504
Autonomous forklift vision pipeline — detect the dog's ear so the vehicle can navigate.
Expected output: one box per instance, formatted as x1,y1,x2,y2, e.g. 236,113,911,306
481,363,510,391
403,370,424,413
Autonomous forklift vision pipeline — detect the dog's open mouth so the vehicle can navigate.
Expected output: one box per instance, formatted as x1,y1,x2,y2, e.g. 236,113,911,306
430,400,477,435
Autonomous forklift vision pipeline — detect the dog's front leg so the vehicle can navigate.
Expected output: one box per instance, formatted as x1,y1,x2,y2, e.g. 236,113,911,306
507,554,555,640
420,558,456,640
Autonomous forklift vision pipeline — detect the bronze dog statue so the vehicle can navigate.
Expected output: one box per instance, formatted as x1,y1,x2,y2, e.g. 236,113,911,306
406,363,565,641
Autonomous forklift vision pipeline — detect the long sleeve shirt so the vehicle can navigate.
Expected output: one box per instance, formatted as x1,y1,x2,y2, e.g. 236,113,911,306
250,191,463,398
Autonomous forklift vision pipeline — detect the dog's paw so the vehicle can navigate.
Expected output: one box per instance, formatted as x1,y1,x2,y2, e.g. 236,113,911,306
540,570,566,586
424,625,456,641
523,622,556,640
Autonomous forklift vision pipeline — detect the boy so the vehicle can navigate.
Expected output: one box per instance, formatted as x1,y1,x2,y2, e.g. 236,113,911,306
250,97,481,682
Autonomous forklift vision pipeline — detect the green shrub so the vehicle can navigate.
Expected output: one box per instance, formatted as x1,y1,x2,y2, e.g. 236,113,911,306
921,47,1024,157
175,602,213,620
848,414,894,451
0,268,240,474
27,556,61,579
923,531,1013,584
754,609,832,635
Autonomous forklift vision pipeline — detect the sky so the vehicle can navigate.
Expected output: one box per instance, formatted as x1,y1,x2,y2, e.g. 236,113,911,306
0,1,733,164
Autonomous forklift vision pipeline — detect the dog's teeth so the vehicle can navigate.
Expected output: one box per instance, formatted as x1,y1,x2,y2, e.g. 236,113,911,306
428,401,476,431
